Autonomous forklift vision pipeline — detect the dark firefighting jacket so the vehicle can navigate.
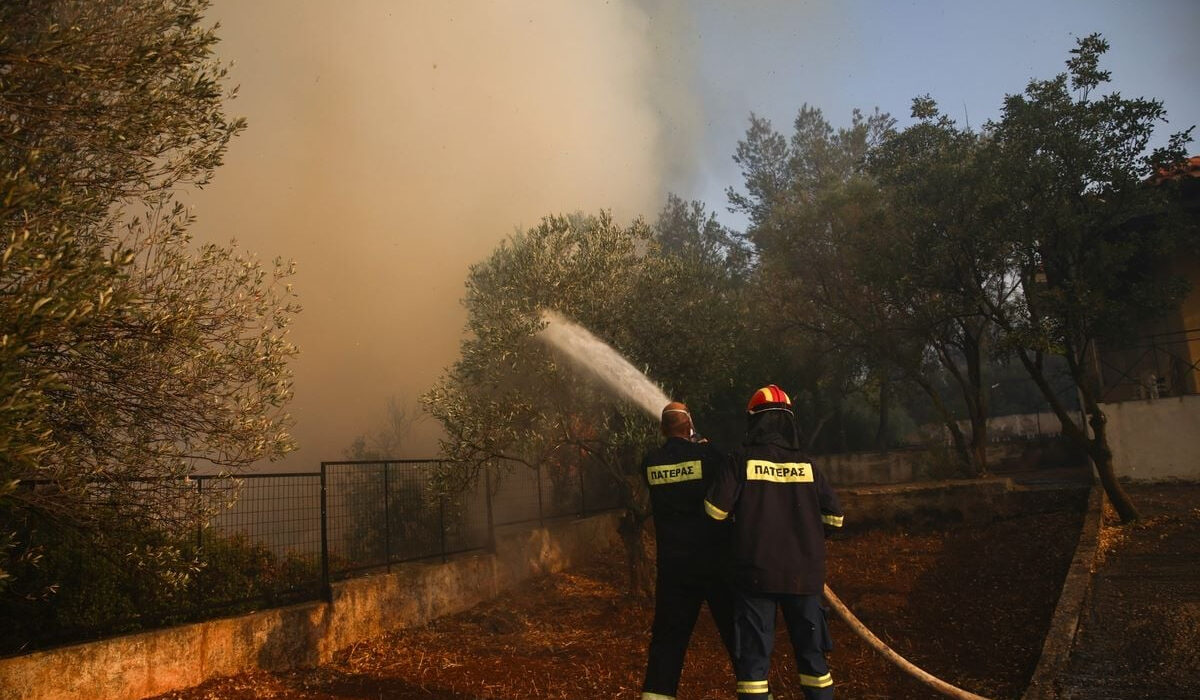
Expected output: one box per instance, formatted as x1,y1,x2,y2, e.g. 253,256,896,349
642,436,732,580
703,435,843,595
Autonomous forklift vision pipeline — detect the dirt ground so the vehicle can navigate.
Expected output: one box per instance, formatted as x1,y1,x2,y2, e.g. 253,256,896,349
1057,483,1200,699
152,502,1085,700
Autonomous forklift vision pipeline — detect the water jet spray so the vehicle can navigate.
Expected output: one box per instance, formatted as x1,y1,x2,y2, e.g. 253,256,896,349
534,309,992,700
535,309,669,419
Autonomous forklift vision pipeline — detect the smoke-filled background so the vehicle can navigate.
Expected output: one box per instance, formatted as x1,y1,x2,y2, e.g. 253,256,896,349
186,1,702,466
186,0,1199,470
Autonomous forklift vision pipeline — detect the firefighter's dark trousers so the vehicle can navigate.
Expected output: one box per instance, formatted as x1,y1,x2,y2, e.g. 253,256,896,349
641,570,737,699
733,591,833,700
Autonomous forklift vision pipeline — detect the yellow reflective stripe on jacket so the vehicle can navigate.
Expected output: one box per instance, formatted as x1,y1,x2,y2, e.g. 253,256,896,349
746,459,814,483
646,460,702,485
799,672,833,688
640,693,675,700
822,514,844,527
737,679,770,694
704,499,729,521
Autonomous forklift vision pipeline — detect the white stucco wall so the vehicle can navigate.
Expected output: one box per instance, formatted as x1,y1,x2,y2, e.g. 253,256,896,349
1102,395,1200,481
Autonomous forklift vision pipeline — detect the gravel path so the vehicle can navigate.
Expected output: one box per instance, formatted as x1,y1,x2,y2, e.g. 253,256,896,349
1057,483,1200,699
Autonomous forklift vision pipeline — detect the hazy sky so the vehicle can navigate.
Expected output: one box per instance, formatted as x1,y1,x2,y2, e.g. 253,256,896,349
188,0,1199,470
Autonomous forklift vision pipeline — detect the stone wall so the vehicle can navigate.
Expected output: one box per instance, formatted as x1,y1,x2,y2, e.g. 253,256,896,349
0,513,620,700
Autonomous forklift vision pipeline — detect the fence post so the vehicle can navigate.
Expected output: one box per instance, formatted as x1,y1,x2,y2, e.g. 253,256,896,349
579,464,586,516
439,495,447,563
320,463,331,601
195,476,204,552
383,462,392,572
484,463,496,552
194,475,204,614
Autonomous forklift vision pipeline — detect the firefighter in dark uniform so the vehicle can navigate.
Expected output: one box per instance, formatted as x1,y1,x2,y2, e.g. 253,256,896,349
704,385,844,700
639,401,737,700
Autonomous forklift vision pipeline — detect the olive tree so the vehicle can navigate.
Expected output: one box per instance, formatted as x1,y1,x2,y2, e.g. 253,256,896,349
1,0,298,602
863,100,1014,475
423,210,747,594
981,34,1195,521
727,106,960,457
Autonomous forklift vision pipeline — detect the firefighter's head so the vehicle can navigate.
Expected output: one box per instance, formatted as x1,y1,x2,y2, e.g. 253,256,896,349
745,384,800,449
661,401,693,438
746,384,792,415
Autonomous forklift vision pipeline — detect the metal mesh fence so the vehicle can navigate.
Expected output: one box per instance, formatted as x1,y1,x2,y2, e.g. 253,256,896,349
490,462,544,527
193,473,324,612
201,473,322,559
542,462,584,519
320,460,493,578
8,458,621,653
327,459,620,580
318,459,619,579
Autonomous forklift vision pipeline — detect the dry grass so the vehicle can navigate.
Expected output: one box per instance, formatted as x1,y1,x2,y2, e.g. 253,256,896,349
154,509,1084,700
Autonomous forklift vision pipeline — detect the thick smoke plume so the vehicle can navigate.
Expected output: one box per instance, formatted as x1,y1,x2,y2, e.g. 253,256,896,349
186,1,691,467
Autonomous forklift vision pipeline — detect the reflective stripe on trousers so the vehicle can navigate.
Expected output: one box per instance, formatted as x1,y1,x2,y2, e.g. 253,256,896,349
737,678,770,696
734,591,834,700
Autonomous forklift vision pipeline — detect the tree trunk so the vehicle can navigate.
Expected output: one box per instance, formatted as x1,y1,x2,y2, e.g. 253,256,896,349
1013,347,1140,522
1084,397,1140,522
913,374,972,470
963,330,989,477
874,376,891,451
835,401,848,453
937,331,988,477
1090,442,1139,522
617,473,654,598
617,507,653,598
806,410,834,453
968,412,988,478
946,419,972,476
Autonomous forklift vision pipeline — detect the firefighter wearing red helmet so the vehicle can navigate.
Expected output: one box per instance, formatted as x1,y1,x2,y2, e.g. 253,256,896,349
704,385,844,700
638,401,737,700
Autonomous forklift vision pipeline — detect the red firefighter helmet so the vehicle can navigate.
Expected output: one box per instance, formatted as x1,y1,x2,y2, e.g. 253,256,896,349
746,384,793,414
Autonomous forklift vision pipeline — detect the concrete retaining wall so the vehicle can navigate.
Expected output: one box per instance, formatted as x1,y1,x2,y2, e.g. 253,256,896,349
815,450,918,485
1021,487,1103,700
1102,395,1200,481
817,440,1080,486
840,478,1090,530
0,512,620,700
0,476,1100,700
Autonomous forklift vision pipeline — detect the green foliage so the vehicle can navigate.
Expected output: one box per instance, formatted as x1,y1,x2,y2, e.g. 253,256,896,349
725,35,1196,485
0,515,319,653
342,464,444,565
191,530,319,609
0,523,186,646
861,100,1012,473
728,104,930,452
978,34,1196,520
1,0,299,594
987,33,1194,360
424,212,662,478
422,209,753,591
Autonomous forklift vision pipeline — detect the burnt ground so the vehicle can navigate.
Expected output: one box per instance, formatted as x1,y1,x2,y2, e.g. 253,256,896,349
151,499,1088,700
1057,483,1200,700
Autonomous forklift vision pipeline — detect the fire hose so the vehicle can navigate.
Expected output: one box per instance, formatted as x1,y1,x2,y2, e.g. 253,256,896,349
823,584,993,700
